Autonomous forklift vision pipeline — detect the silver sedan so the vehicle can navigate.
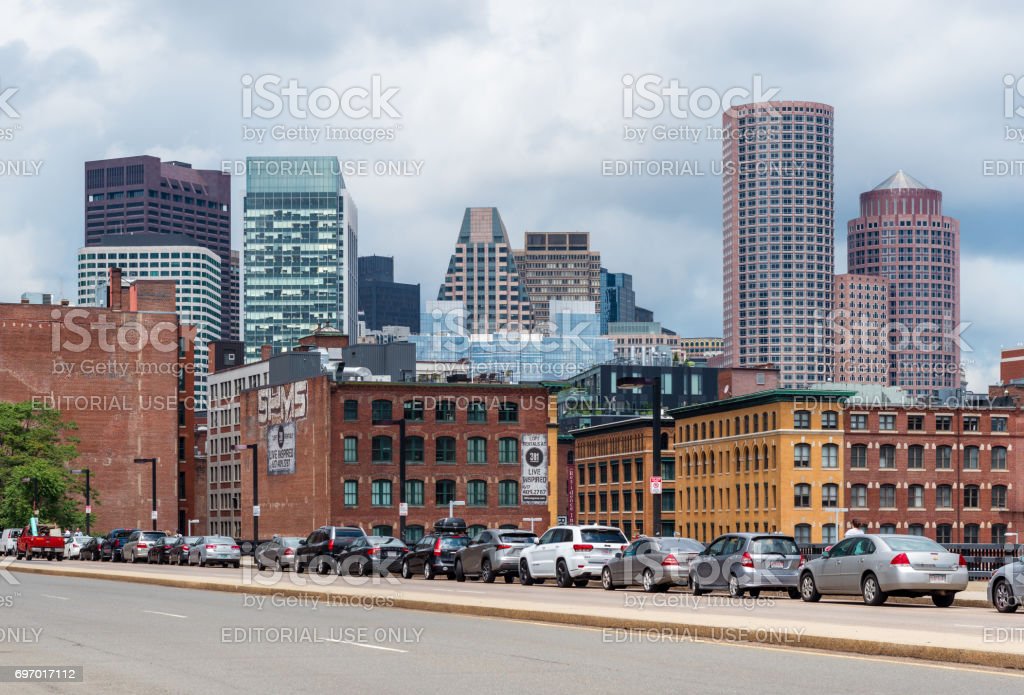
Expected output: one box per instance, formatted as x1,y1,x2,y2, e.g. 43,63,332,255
799,534,967,607
188,536,241,568
987,557,1024,613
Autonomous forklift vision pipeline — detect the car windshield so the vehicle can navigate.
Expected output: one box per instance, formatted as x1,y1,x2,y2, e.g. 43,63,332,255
441,537,471,549
141,532,164,541
883,536,947,553
658,539,705,553
499,533,538,544
581,529,628,544
750,537,800,555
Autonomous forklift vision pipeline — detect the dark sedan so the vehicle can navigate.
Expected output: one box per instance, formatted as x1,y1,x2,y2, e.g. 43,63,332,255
101,528,139,562
601,537,705,592
78,537,102,561
167,536,200,566
337,536,409,576
147,535,181,564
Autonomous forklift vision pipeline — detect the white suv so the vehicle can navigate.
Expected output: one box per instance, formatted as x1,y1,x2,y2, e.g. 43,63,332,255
519,525,628,588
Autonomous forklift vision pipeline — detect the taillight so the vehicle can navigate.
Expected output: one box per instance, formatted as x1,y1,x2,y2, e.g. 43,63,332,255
740,552,754,568
620,545,628,552
661,554,679,567
496,544,511,550
890,553,910,566
433,539,443,556
367,548,379,556
205,544,216,550
284,548,294,556
572,544,594,552
138,543,148,549
798,554,806,568
231,545,240,550
328,539,334,551
182,545,189,551
959,554,967,567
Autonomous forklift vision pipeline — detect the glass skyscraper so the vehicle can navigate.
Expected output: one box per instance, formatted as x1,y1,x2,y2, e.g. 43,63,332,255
243,156,358,361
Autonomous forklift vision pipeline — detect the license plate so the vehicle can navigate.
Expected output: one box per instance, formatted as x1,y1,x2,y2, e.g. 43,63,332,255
929,574,947,583
769,561,784,569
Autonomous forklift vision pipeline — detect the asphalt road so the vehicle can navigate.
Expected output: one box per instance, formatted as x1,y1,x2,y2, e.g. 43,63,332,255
3,572,1024,694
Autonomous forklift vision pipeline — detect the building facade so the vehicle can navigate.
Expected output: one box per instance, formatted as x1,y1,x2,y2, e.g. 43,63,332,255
722,101,835,387
83,156,236,339
437,207,533,334
243,156,358,361
606,321,680,365
832,273,889,385
846,171,961,398
513,232,601,333
599,268,636,334
358,255,420,333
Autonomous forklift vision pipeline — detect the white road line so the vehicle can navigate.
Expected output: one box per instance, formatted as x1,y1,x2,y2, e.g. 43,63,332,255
143,610,187,619
41,594,69,600
953,623,988,629
320,638,407,653
452,589,488,594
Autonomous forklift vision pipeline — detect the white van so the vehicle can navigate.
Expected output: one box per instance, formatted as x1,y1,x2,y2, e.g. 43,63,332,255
1,528,21,556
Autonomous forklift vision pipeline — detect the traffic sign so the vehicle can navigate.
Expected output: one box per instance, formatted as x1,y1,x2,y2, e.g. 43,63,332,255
649,476,663,494
85,505,92,515
151,510,158,520
399,502,409,517
556,515,567,525
253,505,261,517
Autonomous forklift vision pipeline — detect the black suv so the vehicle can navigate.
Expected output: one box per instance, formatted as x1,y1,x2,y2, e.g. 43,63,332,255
294,526,367,574
101,528,139,562
401,518,471,580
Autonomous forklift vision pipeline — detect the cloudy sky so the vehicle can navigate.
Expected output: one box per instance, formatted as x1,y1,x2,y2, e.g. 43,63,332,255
1,1,1021,389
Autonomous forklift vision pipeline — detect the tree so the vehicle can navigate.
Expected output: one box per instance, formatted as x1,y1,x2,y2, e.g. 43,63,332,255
0,401,84,530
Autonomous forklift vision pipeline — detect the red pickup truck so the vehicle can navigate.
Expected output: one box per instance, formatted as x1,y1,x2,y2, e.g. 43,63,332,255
16,525,65,561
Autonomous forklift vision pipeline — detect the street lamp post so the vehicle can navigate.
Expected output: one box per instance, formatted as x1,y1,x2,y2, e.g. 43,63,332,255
618,374,663,537
133,458,158,531
188,518,200,536
21,476,39,517
70,469,91,535
235,443,260,545
373,419,407,541
522,517,543,533
449,500,465,519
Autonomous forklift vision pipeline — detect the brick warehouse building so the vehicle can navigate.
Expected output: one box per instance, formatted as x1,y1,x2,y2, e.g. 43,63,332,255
0,268,196,532
234,376,559,543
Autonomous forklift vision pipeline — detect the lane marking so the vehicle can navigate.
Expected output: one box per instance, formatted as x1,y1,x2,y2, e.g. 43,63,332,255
41,594,69,600
320,638,407,653
143,610,187,619
953,623,988,629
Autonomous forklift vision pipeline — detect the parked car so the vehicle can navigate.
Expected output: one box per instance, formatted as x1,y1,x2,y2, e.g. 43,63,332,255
101,528,139,562
799,534,967,607
690,533,804,598
78,536,102,561
294,526,367,574
601,536,706,592
255,536,303,571
63,534,91,559
455,528,538,583
988,556,1024,613
402,519,472,580
519,525,629,588
147,534,182,564
337,536,409,576
188,536,241,568
1,528,21,556
123,530,167,563
16,525,65,561
168,536,200,566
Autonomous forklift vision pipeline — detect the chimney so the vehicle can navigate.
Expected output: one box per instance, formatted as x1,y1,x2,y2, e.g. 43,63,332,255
20,297,28,304
261,344,273,361
108,267,123,311
60,299,69,306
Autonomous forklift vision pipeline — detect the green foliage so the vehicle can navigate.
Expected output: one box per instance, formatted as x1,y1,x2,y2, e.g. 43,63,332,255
0,401,85,530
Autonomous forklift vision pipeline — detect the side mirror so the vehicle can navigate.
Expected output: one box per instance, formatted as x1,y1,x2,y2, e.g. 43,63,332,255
533,538,540,545
298,539,307,546
820,550,830,559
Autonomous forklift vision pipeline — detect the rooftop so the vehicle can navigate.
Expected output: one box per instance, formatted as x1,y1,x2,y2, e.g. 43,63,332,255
872,170,929,191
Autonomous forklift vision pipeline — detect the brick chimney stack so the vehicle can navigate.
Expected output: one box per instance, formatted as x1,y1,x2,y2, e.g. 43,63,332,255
108,267,123,311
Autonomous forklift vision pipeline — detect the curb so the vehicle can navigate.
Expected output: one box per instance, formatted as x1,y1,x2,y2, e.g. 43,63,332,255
10,564,1018,671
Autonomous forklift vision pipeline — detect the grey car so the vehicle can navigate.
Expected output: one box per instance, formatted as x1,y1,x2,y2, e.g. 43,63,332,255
454,529,538,583
188,536,241,568
690,533,803,598
602,537,705,593
123,530,167,563
799,534,968,607
987,556,1024,613
255,536,303,571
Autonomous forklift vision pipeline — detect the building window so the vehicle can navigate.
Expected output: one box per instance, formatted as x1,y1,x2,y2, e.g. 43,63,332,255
908,484,924,508
794,484,811,508
794,524,811,544
822,483,838,508
435,437,456,463
964,446,979,470
822,411,838,430
907,414,924,431
879,445,896,469
343,436,358,463
964,524,980,544
661,491,675,512
936,445,952,470
467,480,487,506
794,444,811,469
467,400,487,423
467,437,488,464
879,484,896,508
404,479,425,506
992,416,1008,433
993,485,1008,509
599,463,608,484
497,402,519,423
661,459,675,481
794,410,811,429
908,445,924,470
992,446,1008,470
404,436,424,463
936,415,952,432
371,399,392,423
371,435,392,463
822,444,838,469
963,485,980,508
963,417,980,432
498,437,518,464
372,525,393,537
610,461,620,483
822,524,837,544
344,399,358,421
850,484,867,508
936,524,952,544
403,400,424,422
879,414,896,431
371,480,392,507
343,480,358,507
880,524,896,534
850,444,868,469
498,480,519,507
850,414,867,430
908,524,925,536
435,479,456,506
993,524,1008,544
436,400,456,422
936,484,953,508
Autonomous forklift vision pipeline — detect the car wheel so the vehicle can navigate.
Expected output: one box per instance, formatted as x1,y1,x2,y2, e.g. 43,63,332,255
993,579,1019,614
126,551,134,564
642,569,659,594
481,559,495,584
423,562,435,580
275,557,283,572
503,574,515,584
555,560,573,588
690,573,705,596
519,559,534,586
455,560,466,582
601,567,616,591
787,588,801,600
401,561,412,579
233,561,240,569
800,573,822,602
931,592,955,608
861,573,887,606
199,556,207,568
727,575,744,598
748,590,760,598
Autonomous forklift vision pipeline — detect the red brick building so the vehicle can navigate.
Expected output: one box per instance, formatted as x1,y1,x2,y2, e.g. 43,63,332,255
843,403,1023,543
1000,347,1024,384
0,268,196,532
236,376,558,542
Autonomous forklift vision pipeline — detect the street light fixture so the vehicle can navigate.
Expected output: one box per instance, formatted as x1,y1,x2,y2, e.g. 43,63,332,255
235,443,260,544
373,419,407,541
617,374,665,537
449,499,465,519
188,518,200,536
522,517,543,533
133,458,158,531
70,469,91,535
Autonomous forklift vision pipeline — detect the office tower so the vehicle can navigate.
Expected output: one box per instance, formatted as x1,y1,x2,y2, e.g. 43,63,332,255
228,249,240,341
243,156,358,361
832,273,889,385
358,255,420,333
437,207,532,334
846,171,960,397
83,155,237,339
599,268,636,334
513,232,601,333
77,233,222,405
722,100,835,386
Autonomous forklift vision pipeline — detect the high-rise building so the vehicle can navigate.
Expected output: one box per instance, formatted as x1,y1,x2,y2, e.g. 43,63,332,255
722,101,835,387
599,268,636,334
228,249,240,341
437,207,532,334
358,255,420,333
832,273,889,385
83,155,237,339
846,171,960,398
243,156,358,361
76,233,222,405
513,232,601,333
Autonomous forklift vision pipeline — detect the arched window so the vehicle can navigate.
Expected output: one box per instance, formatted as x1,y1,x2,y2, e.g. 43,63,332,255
371,435,392,463
993,524,1008,544
405,525,425,544
371,479,392,506
467,437,488,464
908,524,924,536
498,437,518,464
992,446,1008,470
964,446,980,470
794,523,812,544
371,399,392,423
404,436,424,463
821,483,838,508
404,479,425,506
822,443,838,469
435,479,456,505
403,400,424,422
794,484,811,508
794,443,810,468
467,479,487,506
850,484,867,508
964,484,980,508
498,480,519,506
879,484,896,507
936,484,953,508
435,436,456,463
793,410,811,429
936,524,952,544
993,485,1008,509
850,444,868,468
908,445,924,469
467,524,487,538
879,445,896,469
964,524,980,544
908,484,924,508
936,445,952,469
372,524,393,537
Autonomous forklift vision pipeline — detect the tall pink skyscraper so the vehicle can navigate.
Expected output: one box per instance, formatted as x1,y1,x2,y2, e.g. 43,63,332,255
846,171,961,398
722,101,835,387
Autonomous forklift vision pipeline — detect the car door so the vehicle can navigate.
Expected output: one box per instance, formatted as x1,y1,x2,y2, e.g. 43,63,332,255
632,540,659,584
818,538,854,592
716,536,746,588
614,541,641,584
411,536,432,573
845,537,877,593
693,537,727,586
531,529,560,577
